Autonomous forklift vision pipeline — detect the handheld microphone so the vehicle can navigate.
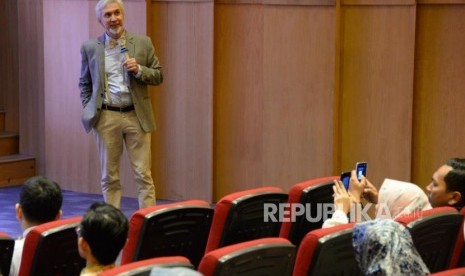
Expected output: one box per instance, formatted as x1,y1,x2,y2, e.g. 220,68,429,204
120,47,130,86
120,47,130,60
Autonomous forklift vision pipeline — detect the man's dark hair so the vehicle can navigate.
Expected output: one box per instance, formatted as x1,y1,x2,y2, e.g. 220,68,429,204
79,202,128,265
445,158,465,209
19,176,63,224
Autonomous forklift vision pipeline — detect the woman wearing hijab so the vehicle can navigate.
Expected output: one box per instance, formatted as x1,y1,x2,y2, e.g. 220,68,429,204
322,176,431,228
376,178,431,218
352,219,430,276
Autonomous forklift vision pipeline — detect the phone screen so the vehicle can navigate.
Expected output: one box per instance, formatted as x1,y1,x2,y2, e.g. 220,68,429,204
340,171,351,190
356,162,367,181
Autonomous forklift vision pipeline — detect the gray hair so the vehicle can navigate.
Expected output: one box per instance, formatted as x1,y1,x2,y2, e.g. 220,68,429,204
95,0,125,20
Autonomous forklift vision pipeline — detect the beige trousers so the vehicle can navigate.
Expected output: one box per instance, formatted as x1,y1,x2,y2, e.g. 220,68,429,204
93,110,156,209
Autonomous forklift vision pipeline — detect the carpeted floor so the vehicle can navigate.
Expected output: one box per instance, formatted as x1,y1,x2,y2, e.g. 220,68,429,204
0,186,173,239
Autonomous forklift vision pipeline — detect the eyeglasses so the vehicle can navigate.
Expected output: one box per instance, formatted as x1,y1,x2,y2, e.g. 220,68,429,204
75,226,82,237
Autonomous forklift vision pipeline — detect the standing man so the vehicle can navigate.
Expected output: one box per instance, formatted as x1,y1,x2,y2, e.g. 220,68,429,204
79,0,163,209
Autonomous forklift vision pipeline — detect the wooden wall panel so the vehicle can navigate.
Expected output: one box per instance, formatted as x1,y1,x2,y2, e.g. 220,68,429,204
43,0,99,195
213,3,336,200
412,3,465,189
213,4,265,199
0,0,19,132
262,5,336,190
150,0,213,201
342,0,415,4
18,0,46,174
338,3,416,188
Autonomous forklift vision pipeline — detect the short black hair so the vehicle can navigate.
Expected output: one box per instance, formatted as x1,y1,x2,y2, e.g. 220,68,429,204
19,176,63,224
445,158,465,209
79,202,128,265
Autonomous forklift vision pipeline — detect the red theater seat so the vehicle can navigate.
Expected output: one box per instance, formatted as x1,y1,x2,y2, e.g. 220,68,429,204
279,176,338,247
100,256,193,276
204,186,288,254
18,216,85,276
449,206,465,268
0,231,14,276
198,237,295,276
429,267,465,276
121,200,213,268
395,206,463,273
293,223,360,276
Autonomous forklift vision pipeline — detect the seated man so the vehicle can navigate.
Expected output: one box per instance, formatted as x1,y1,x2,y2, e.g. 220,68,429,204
77,202,129,275
324,157,465,227
354,157,465,210
10,176,63,276
426,158,465,210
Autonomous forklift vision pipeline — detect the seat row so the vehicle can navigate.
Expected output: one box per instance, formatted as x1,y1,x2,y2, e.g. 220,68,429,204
3,206,464,275
0,177,335,276
1,176,465,275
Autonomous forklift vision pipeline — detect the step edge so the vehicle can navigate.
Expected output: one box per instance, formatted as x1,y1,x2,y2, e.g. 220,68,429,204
0,131,19,138
0,154,35,163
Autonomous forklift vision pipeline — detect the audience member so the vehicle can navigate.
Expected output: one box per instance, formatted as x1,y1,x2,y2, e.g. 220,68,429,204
352,219,429,276
9,176,63,276
426,158,465,210
77,202,129,275
323,175,431,228
361,158,465,211
324,157,465,227
376,178,431,218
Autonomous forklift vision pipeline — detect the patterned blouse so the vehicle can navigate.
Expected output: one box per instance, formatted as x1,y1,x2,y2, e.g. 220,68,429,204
352,219,430,276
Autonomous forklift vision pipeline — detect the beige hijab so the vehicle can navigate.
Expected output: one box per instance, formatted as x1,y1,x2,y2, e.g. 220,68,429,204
376,178,432,219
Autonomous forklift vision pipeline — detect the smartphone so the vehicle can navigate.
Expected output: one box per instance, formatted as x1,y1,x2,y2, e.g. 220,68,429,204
355,162,368,181
340,171,351,190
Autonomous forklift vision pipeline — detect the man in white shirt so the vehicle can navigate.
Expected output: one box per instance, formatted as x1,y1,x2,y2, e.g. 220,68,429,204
9,176,62,276
79,0,163,209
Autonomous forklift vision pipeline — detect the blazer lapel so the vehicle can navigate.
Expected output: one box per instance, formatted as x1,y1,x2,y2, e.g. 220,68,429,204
97,34,105,88
126,32,135,59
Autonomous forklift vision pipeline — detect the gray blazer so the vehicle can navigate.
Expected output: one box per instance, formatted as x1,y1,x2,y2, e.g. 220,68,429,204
79,31,163,133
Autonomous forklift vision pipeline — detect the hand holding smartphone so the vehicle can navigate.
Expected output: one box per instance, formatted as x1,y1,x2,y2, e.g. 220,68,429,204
340,162,368,190
340,171,351,190
355,162,367,181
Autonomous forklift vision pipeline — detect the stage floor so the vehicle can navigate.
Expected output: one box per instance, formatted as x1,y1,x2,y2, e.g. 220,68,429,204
0,186,172,239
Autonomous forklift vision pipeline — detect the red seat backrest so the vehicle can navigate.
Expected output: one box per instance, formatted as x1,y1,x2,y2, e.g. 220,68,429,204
121,200,213,268
0,231,14,276
100,256,193,276
448,206,465,268
18,216,84,276
279,176,338,246
204,186,288,254
395,207,463,273
199,237,295,276
293,222,360,276
429,267,465,276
